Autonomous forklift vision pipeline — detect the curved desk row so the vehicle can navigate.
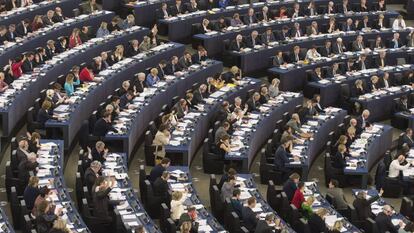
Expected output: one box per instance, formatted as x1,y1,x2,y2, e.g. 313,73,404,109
104,60,223,161
269,45,414,92
46,43,186,150
127,0,367,28
101,153,161,233
194,11,398,58
36,139,90,232
0,0,80,26
352,85,413,122
167,166,226,232
0,10,115,68
288,108,347,180
227,28,412,75
345,124,393,188
0,26,149,139
165,77,261,165
227,92,303,172
237,173,295,232
158,1,390,42
306,64,414,107
304,182,362,232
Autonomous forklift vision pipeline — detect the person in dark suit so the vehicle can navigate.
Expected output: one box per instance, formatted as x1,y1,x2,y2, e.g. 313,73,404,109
310,67,324,82
93,112,117,137
255,213,278,233
388,32,403,48
283,173,300,201
332,144,348,169
355,0,369,12
258,6,272,22
356,110,370,134
214,17,227,32
261,28,276,45
272,51,286,67
325,1,336,14
368,75,381,92
173,99,188,119
337,0,351,13
5,24,17,41
149,158,170,183
396,95,410,112
353,54,370,70
242,197,259,232
153,171,171,206
332,38,347,54
245,31,262,48
18,153,38,189
380,72,393,89
289,46,305,63
192,46,208,64
186,0,198,12
22,52,35,73
352,35,365,52
374,51,388,68
92,177,113,224
133,72,147,93
214,101,230,123
91,141,108,163
16,19,31,37
45,40,56,60
157,3,171,19
274,137,297,181
247,92,261,112
35,200,59,233
24,176,40,211
192,84,207,105
342,18,355,32
165,56,182,75
119,90,135,109
375,205,402,233
178,51,193,70
243,8,258,25
290,3,303,18
308,208,328,233
37,101,58,127
326,62,342,77
276,26,290,41
229,34,246,51
401,128,414,148
170,0,186,16
52,7,66,22
375,0,386,11
290,22,304,38
319,40,333,57
84,160,102,193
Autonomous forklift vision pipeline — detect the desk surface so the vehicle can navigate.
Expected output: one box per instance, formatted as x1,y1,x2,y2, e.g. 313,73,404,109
167,166,226,232
102,153,161,232
36,139,90,232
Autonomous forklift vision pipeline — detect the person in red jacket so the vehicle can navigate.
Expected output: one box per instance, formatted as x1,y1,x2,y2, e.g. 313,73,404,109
291,182,305,209
11,56,26,79
79,65,94,82
69,28,82,48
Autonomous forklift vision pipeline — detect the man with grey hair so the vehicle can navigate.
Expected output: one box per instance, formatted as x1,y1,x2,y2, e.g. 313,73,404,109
91,56,103,74
192,84,207,105
85,160,102,192
375,204,404,232
246,30,262,48
133,72,147,93
229,34,246,51
100,51,109,69
92,141,108,163
333,37,346,54
247,92,261,112
255,213,280,232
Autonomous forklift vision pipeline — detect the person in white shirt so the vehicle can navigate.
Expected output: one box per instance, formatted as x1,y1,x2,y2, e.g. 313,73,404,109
306,45,321,61
170,191,186,221
388,155,411,178
392,15,406,30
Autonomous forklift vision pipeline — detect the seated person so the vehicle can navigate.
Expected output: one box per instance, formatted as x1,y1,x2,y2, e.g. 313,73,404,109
230,13,244,27
214,17,227,32
352,35,365,51
243,8,257,25
287,113,312,138
153,171,171,206
274,136,299,180
396,95,409,112
319,40,333,57
388,154,411,178
36,200,60,233
93,112,117,136
289,46,305,63
245,30,262,48
146,68,160,87
310,67,324,82
301,196,315,219
356,109,370,133
165,56,182,75
283,173,300,201
272,51,286,67
178,207,199,233
353,189,383,221
401,128,414,148
388,32,403,49
375,51,388,68
392,15,406,30
258,86,269,104
291,182,305,209
352,79,366,97
84,160,102,193
326,179,348,210
305,45,321,61
229,34,246,52
376,205,404,233
223,66,241,84
368,75,381,92
24,176,40,211
332,144,349,169
381,72,393,89
119,90,135,109
172,99,188,119
242,197,258,231
200,18,213,33
79,65,96,82
308,208,328,233
246,92,261,112
231,189,243,217
37,101,59,126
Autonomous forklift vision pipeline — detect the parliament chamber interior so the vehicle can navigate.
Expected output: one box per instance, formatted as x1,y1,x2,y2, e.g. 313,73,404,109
2,0,414,232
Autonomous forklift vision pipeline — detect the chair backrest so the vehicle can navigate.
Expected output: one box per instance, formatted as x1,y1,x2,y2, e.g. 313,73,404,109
139,165,147,203
159,203,170,232
400,197,413,220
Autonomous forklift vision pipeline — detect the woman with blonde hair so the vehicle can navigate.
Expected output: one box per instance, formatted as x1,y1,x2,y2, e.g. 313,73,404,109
301,196,315,219
139,36,154,52
146,68,160,87
49,219,71,233
112,45,125,63
96,22,110,38
180,221,192,233
329,220,343,233
269,78,280,98
69,28,82,48
171,191,186,221
64,73,80,96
